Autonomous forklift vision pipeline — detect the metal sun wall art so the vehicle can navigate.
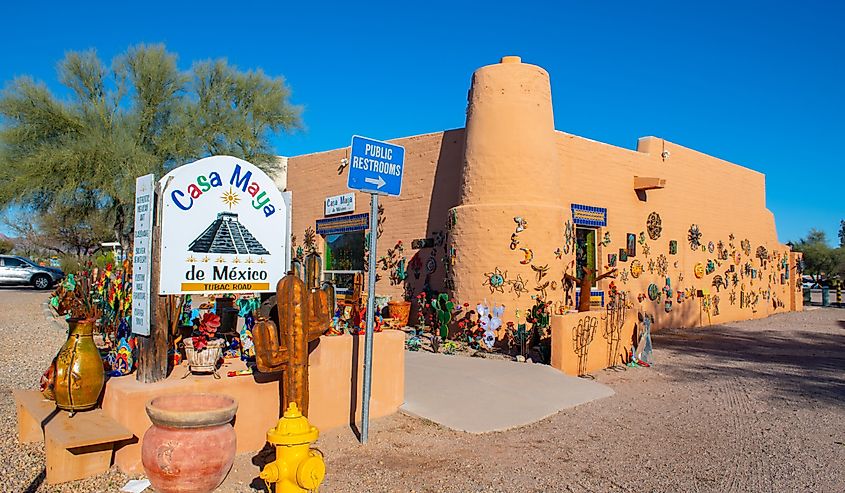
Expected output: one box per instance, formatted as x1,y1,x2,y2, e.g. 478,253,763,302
483,267,507,294
630,260,643,278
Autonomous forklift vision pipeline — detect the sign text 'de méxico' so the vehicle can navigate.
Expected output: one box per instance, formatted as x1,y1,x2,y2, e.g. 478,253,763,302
158,156,289,294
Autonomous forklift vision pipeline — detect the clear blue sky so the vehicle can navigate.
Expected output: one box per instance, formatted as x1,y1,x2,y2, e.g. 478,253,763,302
2,1,843,245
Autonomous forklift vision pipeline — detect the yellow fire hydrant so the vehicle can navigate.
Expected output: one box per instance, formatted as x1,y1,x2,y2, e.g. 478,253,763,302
260,402,326,492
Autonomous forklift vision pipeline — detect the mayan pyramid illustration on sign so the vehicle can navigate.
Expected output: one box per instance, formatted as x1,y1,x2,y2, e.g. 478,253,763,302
188,212,270,255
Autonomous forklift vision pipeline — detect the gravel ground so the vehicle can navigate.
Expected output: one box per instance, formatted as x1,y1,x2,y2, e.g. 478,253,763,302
2,289,843,492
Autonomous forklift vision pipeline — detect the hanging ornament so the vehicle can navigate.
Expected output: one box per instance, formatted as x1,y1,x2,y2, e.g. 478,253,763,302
647,212,662,240
694,262,705,279
688,224,703,250
519,247,534,265
630,260,643,278
647,283,660,301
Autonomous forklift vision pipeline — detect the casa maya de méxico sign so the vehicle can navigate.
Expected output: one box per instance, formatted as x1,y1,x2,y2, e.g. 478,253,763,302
159,155,290,295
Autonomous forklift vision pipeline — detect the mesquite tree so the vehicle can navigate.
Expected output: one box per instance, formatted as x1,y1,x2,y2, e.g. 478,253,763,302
0,44,301,252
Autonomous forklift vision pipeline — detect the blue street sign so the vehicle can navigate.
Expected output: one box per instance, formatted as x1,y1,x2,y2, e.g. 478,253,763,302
347,135,405,196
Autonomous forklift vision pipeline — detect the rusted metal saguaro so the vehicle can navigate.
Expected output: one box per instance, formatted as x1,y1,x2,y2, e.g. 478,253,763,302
253,270,333,417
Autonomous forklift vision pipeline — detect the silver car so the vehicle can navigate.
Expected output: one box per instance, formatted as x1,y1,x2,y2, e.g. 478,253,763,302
0,255,64,289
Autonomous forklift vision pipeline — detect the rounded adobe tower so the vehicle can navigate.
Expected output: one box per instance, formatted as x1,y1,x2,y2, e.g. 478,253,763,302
447,57,565,316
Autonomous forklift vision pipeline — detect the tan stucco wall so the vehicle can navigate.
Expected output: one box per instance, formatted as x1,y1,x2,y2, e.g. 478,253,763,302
105,331,404,474
283,56,801,375
286,130,464,303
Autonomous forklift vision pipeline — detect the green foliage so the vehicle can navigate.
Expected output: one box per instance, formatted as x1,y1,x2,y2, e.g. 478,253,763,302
839,220,845,248
59,254,84,274
0,44,301,251
429,293,454,340
793,228,845,282
0,238,13,254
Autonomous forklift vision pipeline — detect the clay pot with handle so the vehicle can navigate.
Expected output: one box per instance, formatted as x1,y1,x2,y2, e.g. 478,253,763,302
53,318,105,412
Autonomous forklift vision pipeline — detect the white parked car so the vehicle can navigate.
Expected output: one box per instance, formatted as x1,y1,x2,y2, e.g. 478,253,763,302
0,255,64,289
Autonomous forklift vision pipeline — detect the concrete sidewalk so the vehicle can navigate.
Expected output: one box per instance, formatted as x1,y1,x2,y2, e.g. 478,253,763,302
400,351,614,433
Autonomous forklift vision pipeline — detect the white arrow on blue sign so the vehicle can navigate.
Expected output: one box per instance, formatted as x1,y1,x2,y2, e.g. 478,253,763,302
347,135,405,196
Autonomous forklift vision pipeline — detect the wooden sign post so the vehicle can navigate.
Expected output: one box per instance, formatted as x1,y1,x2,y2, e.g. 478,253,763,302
136,185,169,383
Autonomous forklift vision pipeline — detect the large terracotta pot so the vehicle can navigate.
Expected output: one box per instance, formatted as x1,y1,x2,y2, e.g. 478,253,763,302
54,318,105,412
387,300,411,327
142,393,238,493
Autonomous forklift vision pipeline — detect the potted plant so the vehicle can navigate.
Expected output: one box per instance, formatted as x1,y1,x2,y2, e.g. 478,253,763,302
183,313,224,378
387,282,413,327
47,270,105,413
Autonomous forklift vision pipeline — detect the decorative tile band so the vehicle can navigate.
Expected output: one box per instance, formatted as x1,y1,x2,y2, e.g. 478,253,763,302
316,213,370,235
571,203,607,227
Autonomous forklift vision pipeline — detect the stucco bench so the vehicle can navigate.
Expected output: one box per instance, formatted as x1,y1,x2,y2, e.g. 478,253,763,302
14,389,135,484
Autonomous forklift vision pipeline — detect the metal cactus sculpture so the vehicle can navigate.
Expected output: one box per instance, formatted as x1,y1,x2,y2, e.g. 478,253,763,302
429,293,454,350
253,271,334,417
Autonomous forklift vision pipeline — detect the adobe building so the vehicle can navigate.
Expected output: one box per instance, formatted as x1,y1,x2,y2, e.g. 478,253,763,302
283,56,802,374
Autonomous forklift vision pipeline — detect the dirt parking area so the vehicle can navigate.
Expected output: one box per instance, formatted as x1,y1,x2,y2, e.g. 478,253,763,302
1,289,843,492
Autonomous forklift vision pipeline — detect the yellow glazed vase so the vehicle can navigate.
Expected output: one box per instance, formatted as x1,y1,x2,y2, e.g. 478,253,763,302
54,318,105,412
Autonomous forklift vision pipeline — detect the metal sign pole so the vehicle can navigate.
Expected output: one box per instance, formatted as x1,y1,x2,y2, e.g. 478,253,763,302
361,192,378,444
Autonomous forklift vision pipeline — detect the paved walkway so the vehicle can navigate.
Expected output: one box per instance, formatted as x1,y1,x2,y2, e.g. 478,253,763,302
400,351,614,433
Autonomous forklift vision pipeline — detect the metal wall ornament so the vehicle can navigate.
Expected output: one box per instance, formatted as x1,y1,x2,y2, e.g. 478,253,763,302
756,246,769,267
656,254,668,277
708,241,715,254
509,274,529,298
706,259,716,275
601,231,611,247
626,234,637,258
717,241,728,260
619,248,628,262
647,283,660,301
630,260,643,278
483,267,508,293
603,284,628,368
563,220,574,254
514,216,528,233
647,212,662,240
607,253,618,268
647,258,655,274
531,264,550,282
669,240,678,255
741,239,751,256
694,262,705,279
620,269,629,284
535,281,551,299
573,316,599,377
519,248,534,265
688,224,703,250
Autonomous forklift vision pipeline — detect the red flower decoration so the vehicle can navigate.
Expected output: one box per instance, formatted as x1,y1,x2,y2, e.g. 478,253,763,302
199,313,221,338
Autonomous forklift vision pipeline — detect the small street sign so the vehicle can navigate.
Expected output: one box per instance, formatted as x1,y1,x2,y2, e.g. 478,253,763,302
132,174,155,336
347,135,405,196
